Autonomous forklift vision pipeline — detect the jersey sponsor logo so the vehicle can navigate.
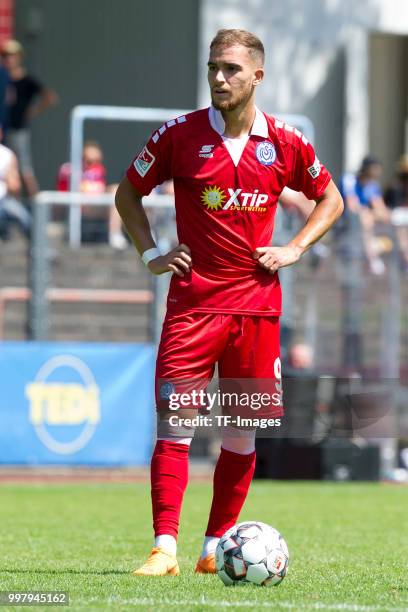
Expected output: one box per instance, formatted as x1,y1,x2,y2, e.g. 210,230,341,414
201,186,226,210
256,141,277,166
201,186,269,212
307,156,321,179
199,144,215,158
134,146,155,177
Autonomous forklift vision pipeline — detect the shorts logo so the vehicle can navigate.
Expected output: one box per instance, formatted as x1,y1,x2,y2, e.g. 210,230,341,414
134,146,155,177
307,157,321,179
160,382,176,399
256,141,276,166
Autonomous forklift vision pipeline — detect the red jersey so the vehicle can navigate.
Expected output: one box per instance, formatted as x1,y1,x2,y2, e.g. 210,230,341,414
126,106,331,316
57,162,106,193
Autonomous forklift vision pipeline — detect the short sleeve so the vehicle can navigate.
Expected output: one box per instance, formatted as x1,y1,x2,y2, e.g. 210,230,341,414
126,125,173,196
287,136,331,200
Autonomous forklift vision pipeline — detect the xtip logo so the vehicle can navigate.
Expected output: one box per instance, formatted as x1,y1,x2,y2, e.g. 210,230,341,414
201,186,269,212
25,355,101,455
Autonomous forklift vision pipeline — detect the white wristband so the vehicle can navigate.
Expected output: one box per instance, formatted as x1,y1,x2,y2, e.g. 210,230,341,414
142,247,161,266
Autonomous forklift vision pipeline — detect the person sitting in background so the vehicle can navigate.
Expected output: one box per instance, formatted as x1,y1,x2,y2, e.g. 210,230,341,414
0,126,30,240
57,140,126,248
385,154,408,273
339,156,390,275
1,39,58,197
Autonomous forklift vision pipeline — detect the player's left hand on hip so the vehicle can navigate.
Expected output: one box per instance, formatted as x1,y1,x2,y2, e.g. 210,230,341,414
252,245,302,273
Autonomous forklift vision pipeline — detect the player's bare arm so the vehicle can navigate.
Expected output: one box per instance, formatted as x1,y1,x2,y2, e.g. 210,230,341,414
253,179,343,274
115,176,192,277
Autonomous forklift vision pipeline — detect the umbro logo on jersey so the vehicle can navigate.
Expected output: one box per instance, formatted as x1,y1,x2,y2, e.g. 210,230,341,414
201,186,269,212
199,144,215,158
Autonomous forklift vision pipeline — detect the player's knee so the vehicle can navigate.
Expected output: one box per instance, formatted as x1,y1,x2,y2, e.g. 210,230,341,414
221,425,256,455
156,407,197,441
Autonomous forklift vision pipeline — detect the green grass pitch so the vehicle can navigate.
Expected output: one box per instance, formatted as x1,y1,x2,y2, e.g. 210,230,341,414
1,481,407,611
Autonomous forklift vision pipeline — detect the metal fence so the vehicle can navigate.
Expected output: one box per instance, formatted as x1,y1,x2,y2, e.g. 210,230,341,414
28,190,408,373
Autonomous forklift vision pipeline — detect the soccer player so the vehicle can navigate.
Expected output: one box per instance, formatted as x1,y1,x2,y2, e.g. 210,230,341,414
115,29,343,576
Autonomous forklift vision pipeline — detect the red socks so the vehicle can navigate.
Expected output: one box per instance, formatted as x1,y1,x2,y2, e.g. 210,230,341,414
205,447,256,537
150,440,189,538
150,442,255,541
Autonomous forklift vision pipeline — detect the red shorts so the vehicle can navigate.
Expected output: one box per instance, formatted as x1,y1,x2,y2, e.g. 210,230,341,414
155,311,283,418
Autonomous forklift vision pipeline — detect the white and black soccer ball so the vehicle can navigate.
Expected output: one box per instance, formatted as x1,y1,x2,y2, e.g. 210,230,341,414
215,521,289,587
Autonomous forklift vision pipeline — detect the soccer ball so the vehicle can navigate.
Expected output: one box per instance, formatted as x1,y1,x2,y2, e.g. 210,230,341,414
215,521,289,587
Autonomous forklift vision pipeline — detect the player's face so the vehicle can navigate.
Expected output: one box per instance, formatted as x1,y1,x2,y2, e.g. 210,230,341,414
207,45,263,112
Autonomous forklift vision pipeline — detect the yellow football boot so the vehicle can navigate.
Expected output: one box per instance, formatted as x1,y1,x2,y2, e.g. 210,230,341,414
132,547,180,576
195,553,216,574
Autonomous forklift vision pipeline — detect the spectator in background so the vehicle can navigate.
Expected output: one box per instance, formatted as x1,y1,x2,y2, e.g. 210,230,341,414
0,125,30,240
0,59,11,132
285,342,334,443
1,39,58,197
57,140,126,248
385,154,408,273
287,342,314,370
339,156,390,275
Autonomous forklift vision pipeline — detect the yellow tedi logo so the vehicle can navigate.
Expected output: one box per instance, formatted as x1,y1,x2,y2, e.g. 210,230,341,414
27,383,100,426
25,355,101,455
201,186,226,210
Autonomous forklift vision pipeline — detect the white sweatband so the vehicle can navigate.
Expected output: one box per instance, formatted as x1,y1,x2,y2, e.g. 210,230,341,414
142,247,161,266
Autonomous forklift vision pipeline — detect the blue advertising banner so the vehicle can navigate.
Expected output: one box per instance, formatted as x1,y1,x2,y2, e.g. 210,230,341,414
0,342,156,465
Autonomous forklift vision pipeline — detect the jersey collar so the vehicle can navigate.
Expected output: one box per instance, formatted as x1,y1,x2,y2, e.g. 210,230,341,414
208,105,268,138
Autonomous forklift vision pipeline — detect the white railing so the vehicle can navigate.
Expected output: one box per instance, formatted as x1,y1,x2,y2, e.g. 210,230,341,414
69,106,192,247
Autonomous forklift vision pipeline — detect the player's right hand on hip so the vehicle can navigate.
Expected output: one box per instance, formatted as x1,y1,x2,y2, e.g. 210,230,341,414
148,244,192,277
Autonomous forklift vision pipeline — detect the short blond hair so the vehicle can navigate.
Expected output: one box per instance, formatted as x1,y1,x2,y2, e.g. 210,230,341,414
210,29,265,65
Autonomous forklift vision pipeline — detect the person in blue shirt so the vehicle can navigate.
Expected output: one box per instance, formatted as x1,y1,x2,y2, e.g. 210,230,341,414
0,63,11,131
339,156,390,275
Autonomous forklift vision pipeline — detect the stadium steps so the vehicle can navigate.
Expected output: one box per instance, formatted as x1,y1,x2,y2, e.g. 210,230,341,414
0,228,152,342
